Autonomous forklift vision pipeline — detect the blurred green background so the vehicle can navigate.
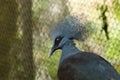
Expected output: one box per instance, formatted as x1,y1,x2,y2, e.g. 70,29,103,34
0,0,120,80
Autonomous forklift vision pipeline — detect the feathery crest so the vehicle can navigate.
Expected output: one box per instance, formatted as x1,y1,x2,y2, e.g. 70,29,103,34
50,15,89,41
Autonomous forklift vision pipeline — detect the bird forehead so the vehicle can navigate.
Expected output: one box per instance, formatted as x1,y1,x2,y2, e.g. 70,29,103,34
52,32,61,39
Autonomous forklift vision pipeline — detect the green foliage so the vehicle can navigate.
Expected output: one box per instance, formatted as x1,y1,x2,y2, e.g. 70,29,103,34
105,38,120,60
38,40,60,80
104,21,120,58
101,23,120,73
105,35,120,73
112,0,120,21
32,0,49,16
46,51,60,80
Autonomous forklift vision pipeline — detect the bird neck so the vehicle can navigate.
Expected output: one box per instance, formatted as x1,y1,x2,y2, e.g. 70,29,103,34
59,40,80,64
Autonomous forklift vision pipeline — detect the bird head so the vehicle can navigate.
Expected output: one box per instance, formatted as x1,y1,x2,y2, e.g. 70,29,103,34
48,32,74,57
48,15,88,57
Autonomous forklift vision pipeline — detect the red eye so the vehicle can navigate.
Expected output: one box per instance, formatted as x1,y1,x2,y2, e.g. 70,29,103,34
55,36,63,45
55,38,60,44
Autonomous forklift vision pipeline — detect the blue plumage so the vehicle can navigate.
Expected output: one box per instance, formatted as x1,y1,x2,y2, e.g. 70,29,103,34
50,15,88,41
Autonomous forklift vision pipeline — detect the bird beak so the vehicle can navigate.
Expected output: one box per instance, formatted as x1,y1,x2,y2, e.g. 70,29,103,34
48,44,56,58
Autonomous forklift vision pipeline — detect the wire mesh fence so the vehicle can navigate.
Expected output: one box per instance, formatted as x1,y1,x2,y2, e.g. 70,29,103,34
0,0,120,80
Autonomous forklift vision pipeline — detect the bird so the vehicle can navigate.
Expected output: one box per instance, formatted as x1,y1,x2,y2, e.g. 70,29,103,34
48,16,120,80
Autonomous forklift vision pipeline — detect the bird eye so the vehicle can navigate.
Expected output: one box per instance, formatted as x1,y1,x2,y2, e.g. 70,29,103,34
55,36,63,45
55,38,60,44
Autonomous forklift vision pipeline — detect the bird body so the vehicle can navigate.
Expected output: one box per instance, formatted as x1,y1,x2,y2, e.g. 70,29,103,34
48,16,120,80
58,52,120,80
57,38,120,80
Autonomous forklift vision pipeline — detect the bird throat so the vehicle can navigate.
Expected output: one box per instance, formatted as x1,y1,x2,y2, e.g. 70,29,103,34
59,41,80,64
